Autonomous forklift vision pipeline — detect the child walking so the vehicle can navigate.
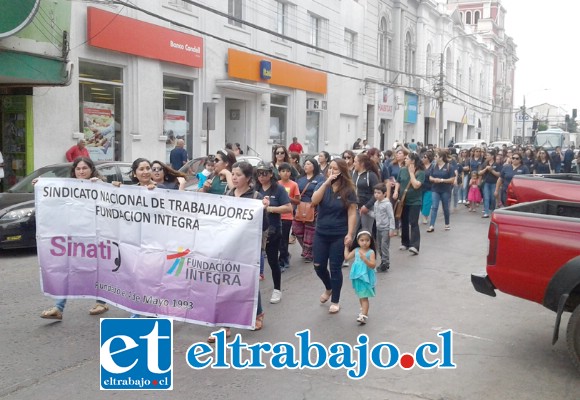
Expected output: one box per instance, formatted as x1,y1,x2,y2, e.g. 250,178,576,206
373,183,397,272
467,171,483,212
344,231,376,324
277,163,300,271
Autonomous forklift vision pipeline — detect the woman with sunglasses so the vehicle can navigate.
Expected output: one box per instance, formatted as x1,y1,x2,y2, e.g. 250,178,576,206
271,145,298,181
292,157,323,263
533,148,553,174
150,160,186,190
341,150,355,173
495,151,529,209
255,163,292,305
200,149,236,194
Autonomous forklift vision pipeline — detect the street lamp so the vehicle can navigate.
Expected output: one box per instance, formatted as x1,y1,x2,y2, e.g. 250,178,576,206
437,31,486,147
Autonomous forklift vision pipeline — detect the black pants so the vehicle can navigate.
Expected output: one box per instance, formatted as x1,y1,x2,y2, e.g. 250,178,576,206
265,228,282,290
279,220,292,263
401,204,421,250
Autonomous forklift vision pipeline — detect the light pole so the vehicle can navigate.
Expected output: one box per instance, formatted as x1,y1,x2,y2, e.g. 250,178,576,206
520,89,549,144
438,31,485,148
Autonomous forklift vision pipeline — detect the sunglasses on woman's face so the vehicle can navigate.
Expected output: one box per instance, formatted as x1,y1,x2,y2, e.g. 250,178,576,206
276,151,285,155
151,167,163,172
257,171,270,177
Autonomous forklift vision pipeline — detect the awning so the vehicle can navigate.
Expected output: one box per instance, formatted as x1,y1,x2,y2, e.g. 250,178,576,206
215,79,277,94
0,50,69,86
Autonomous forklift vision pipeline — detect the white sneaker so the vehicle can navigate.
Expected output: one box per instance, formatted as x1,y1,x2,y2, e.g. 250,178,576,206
270,289,282,304
408,247,419,255
399,245,408,250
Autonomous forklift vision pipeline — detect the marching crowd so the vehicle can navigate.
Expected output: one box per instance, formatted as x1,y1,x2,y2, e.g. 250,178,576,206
39,139,580,336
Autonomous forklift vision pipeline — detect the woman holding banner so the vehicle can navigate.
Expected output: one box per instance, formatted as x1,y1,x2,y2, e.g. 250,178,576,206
151,160,187,190
207,161,268,342
40,157,110,320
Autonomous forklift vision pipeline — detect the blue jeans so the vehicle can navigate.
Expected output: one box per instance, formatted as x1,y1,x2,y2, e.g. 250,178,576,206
452,184,459,208
483,182,496,215
462,176,470,202
430,191,451,226
313,232,345,304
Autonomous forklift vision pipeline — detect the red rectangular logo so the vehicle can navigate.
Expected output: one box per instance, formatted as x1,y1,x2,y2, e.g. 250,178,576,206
87,7,203,68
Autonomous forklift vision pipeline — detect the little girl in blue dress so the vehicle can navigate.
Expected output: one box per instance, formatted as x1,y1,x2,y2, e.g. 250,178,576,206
344,231,377,324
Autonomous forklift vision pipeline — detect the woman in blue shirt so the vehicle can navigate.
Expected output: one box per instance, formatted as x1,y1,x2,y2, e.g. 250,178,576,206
533,149,553,174
496,152,530,207
311,159,357,314
427,149,455,232
256,163,292,305
478,150,501,218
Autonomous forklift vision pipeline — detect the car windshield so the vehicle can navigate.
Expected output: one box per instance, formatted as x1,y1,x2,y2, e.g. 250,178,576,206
7,165,72,194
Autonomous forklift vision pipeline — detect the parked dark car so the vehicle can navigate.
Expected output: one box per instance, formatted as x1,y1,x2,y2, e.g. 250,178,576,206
0,161,132,250
179,155,262,190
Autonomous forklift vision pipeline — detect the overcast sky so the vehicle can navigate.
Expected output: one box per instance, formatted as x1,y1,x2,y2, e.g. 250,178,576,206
501,0,578,113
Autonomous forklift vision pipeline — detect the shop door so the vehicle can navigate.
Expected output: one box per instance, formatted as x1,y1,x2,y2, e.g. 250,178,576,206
225,99,247,152
1,95,32,190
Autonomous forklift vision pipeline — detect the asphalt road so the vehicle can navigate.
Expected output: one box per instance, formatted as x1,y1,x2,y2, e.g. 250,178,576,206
1,206,579,399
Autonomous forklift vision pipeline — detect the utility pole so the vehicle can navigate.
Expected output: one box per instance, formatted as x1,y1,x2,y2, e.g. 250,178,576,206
438,53,445,147
521,96,526,145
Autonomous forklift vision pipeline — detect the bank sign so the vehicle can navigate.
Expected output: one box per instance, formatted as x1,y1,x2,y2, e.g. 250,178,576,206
87,7,203,68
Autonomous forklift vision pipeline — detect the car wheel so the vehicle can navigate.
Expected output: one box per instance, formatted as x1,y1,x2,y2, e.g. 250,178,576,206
567,304,580,374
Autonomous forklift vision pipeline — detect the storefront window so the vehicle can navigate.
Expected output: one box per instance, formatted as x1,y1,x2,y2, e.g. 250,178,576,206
270,94,287,145
163,75,194,163
79,62,123,161
306,111,320,153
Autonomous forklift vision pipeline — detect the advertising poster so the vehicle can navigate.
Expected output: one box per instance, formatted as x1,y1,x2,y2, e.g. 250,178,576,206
164,109,187,163
377,86,395,119
35,178,263,328
82,102,115,161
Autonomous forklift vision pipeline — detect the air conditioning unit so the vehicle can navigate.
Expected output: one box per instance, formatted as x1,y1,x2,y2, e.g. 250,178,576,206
307,98,327,111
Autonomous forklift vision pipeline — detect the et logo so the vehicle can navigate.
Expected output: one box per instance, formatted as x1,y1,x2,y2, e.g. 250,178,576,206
100,319,173,390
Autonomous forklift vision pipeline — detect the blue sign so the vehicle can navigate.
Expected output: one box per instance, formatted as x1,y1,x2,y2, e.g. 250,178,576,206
100,318,173,390
260,60,272,80
404,92,418,124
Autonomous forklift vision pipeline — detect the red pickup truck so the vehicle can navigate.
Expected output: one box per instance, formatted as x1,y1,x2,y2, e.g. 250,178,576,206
506,173,580,206
471,200,580,373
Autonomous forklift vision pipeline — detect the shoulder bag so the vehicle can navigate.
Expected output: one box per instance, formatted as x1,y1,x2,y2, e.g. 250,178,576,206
295,180,315,222
394,180,412,219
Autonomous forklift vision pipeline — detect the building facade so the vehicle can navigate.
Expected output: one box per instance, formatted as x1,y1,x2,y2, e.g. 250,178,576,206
0,0,515,181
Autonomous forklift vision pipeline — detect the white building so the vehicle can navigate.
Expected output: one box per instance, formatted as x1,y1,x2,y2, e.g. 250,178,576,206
0,0,512,180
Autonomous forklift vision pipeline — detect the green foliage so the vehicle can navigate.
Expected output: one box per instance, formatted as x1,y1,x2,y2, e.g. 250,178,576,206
538,123,549,132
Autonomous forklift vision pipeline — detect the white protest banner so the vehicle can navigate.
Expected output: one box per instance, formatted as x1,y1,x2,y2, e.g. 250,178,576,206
35,178,263,329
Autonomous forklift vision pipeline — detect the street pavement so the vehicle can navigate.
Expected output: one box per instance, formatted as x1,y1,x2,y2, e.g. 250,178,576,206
1,204,579,399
